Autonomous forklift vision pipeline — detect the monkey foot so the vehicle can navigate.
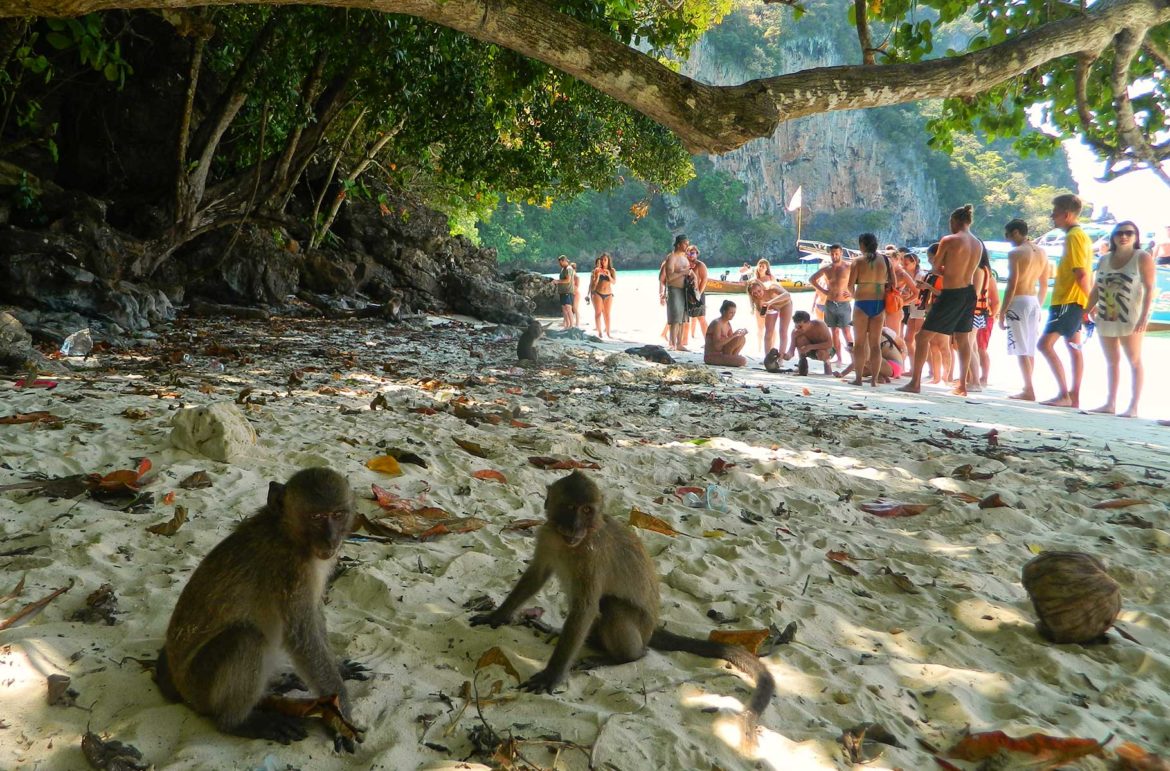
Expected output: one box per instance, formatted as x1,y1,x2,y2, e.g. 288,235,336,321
338,659,371,681
233,711,309,745
520,669,562,694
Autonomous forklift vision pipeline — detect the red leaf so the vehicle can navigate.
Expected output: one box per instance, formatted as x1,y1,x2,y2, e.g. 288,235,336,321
136,458,152,478
411,407,439,415
162,491,175,505
675,486,704,498
528,456,601,470
859,499,930,518
709,458,736,475
945,730,1104,764
472,469,508,483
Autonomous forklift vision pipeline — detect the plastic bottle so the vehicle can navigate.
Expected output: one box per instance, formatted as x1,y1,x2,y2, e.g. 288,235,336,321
705,484,729,512
682,492,705,508
59,328,93,357
658,400,679,418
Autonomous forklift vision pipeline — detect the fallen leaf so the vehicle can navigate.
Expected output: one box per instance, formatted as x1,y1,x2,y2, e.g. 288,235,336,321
455,439,490,458
0,411,61,425
942,490,981,503
583,430,613,445
978,493,1012,509
411,406,439,415
827,559,859,576
370,393,390,410
365,455,403,476
418,518,487,541
888,573,920,594
1114,741,1170,771
840,722,904,764
675,486,704,498
178,471,213,489
1092,498,1146,509
702,530,726,538
1107,512,1153,528
504,387,522,395
826,550,856,563
629,508,680,537
859,499,930,518
162,491,175,505
709,457,737,475
259,693,363,747
528,456,600,470
952,464,994,481
385,448,428,468
944,730,1105,765
475,646,521,683
472,469,508,484
801,387,811,396
81,730,149,771
121,407,150,420
147,505,188,536
708,628,770,654
47,674,77,707
502,519,543,531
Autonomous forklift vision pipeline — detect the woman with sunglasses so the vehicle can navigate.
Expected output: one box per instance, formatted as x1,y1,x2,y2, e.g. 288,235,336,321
1087,220,1155,417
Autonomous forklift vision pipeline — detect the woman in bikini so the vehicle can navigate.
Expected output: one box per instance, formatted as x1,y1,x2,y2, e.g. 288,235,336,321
848,233,889,387
589,253,616,338
747,279,792,357
964,246,999,389
754,259,775,283
884,251,917,346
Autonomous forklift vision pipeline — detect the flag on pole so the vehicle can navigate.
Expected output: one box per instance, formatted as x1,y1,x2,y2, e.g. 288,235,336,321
786,185,803,212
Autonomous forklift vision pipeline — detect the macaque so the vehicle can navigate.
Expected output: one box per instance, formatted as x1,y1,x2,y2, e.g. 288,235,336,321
471,471,774,742
517,318,544,362
156,467,364,751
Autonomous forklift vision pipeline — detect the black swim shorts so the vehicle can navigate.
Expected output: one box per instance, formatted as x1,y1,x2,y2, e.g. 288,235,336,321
560,293,573,307
1043,303,1083,340
922,285,977,335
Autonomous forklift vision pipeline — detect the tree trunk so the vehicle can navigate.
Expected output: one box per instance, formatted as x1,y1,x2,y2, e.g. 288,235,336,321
8,0,1169,155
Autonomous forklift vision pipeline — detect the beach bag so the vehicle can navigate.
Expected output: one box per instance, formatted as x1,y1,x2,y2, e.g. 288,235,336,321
882,256,900,314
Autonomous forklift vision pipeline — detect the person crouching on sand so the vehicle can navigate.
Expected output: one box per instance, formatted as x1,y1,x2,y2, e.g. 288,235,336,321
704,300,748,367
785,310,836,375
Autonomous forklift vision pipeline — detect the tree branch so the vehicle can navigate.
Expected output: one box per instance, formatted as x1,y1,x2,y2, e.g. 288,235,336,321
853,0,874,66
1109,29,1170,185
4,0,1170,155
1072,53,1117,155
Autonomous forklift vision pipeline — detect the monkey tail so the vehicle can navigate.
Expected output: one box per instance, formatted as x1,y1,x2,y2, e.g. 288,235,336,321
155,647,183,703
649,628,775,721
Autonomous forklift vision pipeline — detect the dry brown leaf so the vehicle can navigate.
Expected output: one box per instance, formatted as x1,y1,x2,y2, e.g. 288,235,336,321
502,519,544,531
1115,741,1170,770
0,411,61,425
859,499,930,518
472,469,508,484
121,407,150,420
259,693,363,745
629,508,680,537
162,491,175,505
888,573,920,594
709,457,737,475
474,646,521,683
978,493,1012,509
147,505,188,536
1091,498,1146,509
944,730,1104,766
708,628,770,654
455,438,490,458
528,456,601,470
179,471,213,489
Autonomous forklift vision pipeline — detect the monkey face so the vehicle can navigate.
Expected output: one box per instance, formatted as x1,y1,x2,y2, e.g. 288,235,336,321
549,503,598,548
545,471,603,548
305,508,355,560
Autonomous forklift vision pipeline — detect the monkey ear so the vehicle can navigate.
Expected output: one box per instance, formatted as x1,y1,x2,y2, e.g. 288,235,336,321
268,482,286,510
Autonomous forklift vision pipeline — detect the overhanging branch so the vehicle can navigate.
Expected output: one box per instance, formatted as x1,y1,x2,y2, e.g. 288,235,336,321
2,0,1169,155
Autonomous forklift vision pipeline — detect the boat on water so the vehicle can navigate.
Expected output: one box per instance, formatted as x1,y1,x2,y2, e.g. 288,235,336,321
705,278,817,294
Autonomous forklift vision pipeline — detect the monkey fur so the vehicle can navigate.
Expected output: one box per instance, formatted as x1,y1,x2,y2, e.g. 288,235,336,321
471,470,775,741
517,318,544,362
156,467,363,751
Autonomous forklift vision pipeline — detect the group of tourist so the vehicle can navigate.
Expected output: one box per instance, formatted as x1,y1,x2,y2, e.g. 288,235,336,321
553,252,618,338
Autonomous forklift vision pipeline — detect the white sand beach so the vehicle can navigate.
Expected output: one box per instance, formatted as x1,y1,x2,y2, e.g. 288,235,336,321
2,313,1168,771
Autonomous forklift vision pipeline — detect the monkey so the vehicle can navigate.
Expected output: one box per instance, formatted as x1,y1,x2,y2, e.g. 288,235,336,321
156,467,364,752
517,318,544,362
471,470,775,743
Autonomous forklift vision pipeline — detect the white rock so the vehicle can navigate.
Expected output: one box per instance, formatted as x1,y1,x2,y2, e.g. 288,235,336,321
170,403,257,462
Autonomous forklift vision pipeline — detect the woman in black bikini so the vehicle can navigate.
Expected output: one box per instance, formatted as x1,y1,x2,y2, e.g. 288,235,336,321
589,252,617,338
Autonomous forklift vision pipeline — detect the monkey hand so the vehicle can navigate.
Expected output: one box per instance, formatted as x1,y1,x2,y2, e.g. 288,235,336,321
326,712,364,754
338,659,371,681
520,667,563,694
469,611,511,628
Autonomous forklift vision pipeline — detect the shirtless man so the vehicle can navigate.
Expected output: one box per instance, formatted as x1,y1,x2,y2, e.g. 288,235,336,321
786,310,835,376
809,244,853,362
704,300,748,368
661,234,691,351
1154,225,1170,266
555,255,576,329
1038,193,1093,407
898,204,984,396
999,218,1051,401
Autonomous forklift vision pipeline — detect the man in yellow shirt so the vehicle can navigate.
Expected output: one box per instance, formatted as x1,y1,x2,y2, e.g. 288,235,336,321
1039,194,1093,407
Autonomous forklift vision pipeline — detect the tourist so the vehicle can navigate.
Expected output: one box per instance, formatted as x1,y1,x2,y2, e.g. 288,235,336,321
1038,193,1093,408
747,279,793,357
684,245,708,348
754,259,774,282
901,251,924,363
662,234,691,351
704,300,748,368
838,327,905,383
847,233,891,387
1088,220,1155,417
809,243,853,363
885,249,918,346
999,219,1050,401
571,263,582,330
909,246,941,377
555,255,576,329
589,253,616,339
1155,225,1170,266
786,310,835,376
738,262,753,281
966,245,1000,389
898,204,983,396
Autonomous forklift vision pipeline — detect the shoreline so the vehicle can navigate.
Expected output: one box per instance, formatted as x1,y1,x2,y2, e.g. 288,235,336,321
1,314,1167,770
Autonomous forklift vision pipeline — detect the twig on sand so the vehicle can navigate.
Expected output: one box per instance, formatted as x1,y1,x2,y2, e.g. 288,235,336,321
0,580,74,631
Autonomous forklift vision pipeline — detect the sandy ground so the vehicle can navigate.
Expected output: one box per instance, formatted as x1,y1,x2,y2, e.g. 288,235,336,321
1,313,1168,771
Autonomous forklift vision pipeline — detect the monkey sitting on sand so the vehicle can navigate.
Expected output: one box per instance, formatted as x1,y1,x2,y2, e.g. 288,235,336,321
471,470,775,745
517,318,544,362
156,467,364,751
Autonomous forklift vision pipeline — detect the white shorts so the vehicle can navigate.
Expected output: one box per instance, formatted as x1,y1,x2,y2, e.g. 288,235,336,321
1005,295,1041,356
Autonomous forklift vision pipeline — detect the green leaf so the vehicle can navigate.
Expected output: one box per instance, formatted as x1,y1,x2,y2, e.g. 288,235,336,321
45,32,72,50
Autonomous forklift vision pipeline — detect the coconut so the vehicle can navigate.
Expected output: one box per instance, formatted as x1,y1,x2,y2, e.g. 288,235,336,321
1022,551,1121,644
